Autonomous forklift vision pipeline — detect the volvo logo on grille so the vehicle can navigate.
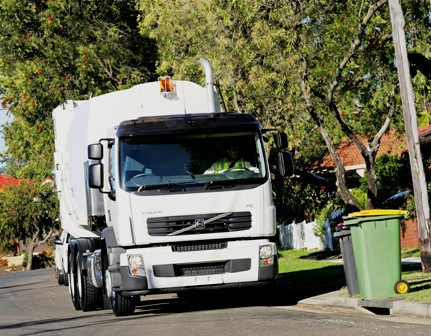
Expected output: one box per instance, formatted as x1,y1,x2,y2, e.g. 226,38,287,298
195,219,205,229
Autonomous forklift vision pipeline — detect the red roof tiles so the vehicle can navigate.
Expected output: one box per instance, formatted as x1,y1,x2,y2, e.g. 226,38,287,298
320,126,431,168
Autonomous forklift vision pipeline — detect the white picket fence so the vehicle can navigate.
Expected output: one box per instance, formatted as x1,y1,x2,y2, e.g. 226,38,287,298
278,219,334,251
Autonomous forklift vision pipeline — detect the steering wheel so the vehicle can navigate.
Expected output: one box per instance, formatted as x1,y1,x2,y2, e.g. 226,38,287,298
130,173,161,186
224,167,254,179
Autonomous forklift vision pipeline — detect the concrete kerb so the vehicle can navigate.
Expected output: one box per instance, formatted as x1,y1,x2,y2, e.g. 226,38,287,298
299,288,431,318
298,289,360,310
391,300,431,318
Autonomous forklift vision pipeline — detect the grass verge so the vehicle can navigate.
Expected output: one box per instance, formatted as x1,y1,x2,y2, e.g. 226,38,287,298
278,248,431,303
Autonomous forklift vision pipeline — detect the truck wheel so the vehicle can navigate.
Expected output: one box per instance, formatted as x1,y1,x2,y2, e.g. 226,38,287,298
77,253,100,311
68,254,81,310
57,269,64,285
111,291,136,317
101,253,112,310
63,272,69,286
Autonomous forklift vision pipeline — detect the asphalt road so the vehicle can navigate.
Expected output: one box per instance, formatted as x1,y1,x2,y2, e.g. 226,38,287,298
1,269,431,336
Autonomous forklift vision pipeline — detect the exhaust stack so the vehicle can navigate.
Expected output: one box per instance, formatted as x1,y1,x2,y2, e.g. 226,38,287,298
200,58,216,113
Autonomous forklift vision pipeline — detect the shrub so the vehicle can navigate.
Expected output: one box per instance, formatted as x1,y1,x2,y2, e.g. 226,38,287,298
351,188,367,209
22,252,29,268
0,258,8,267
32,247,55,269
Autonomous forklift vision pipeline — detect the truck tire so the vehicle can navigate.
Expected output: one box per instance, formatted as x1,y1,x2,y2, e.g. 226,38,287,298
111,291,136,317
77,253,101,312
63,272,69,286
68,253,81,310
57,269,64,285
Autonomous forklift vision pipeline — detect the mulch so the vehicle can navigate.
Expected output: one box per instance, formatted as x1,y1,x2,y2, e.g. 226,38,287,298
0,265,24,274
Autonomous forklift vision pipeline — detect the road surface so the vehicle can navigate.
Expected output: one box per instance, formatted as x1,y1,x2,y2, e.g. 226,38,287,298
1,269,430,336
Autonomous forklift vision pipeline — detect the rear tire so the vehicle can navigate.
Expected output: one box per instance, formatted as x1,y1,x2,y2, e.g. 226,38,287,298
63,272,69,286
77,253,102,312
68,254,81,311
57,269,64,285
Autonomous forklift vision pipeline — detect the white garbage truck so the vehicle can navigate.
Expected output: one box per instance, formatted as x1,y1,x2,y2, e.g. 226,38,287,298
53,58,293,316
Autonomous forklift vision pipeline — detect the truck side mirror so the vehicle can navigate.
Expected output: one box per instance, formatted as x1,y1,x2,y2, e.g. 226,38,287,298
278,151,294,177
274,132,288,150
88,163,104,189
88,143,103,160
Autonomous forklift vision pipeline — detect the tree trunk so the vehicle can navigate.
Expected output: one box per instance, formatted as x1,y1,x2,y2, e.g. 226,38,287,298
25,241,36,271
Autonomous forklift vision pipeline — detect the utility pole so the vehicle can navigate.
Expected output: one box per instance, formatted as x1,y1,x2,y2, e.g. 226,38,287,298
389,0,431,272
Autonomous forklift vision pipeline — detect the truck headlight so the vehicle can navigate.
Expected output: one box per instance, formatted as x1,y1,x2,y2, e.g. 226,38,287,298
128,255,145,276
259,245,274,267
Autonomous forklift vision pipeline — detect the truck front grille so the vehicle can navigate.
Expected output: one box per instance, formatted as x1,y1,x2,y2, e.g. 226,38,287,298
172,241,227,252
147,211,251,236
152,258,252,277
175,263,226,276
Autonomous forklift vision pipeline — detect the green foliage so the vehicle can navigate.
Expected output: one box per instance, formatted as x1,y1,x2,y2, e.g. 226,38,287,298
22,251,28,269
0,0,158,178
359,153,412,205
350,188,367,210
0,180,59,252
135,0,425,211
1,1,431,234
404,193,417,219
313,205,332,243
1,119,54,180
276,176,343,224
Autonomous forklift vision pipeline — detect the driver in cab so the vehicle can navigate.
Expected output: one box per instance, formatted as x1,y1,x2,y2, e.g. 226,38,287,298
205,144,254,174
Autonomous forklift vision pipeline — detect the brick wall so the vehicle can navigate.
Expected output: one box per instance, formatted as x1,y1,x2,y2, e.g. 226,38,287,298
401,218,420,249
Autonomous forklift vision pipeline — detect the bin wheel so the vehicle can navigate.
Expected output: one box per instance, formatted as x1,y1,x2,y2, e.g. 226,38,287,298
394,280,410,294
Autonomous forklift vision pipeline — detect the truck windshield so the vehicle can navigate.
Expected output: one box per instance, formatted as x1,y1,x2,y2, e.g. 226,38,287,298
118,132,267,192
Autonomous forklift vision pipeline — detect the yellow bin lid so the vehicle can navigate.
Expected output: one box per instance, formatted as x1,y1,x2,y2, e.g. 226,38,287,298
348,209,407,217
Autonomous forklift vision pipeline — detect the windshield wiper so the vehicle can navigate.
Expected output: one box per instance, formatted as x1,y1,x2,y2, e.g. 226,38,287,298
204,180,237,190
167,212,232,236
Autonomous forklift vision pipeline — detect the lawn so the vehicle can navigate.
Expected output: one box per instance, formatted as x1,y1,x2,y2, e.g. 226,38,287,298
278,248,431,303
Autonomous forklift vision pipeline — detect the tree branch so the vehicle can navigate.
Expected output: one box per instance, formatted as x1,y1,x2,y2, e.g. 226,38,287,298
371,83,399,151
299,59,361,210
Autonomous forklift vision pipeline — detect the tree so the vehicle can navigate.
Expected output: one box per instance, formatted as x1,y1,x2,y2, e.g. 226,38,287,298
136,0,431,210
0,1,159,261
0,0,158,179
0,179,59,270
136,1,431,273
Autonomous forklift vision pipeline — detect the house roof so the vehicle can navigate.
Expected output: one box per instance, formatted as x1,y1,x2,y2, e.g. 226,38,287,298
320,125,431,168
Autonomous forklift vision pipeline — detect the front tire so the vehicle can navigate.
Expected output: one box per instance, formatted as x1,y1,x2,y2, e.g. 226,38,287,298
111,291,136,317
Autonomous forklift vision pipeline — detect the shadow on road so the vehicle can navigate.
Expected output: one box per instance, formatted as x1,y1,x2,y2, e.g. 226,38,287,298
133,265,347,315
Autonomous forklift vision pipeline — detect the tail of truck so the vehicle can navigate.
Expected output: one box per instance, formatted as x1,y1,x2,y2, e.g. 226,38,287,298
53,58,293,316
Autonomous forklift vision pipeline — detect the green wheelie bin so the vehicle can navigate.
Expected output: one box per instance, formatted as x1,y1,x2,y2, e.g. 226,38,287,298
344,210,409,300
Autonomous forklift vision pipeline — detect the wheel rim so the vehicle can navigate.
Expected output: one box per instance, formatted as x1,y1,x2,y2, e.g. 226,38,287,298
395,280,410,294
